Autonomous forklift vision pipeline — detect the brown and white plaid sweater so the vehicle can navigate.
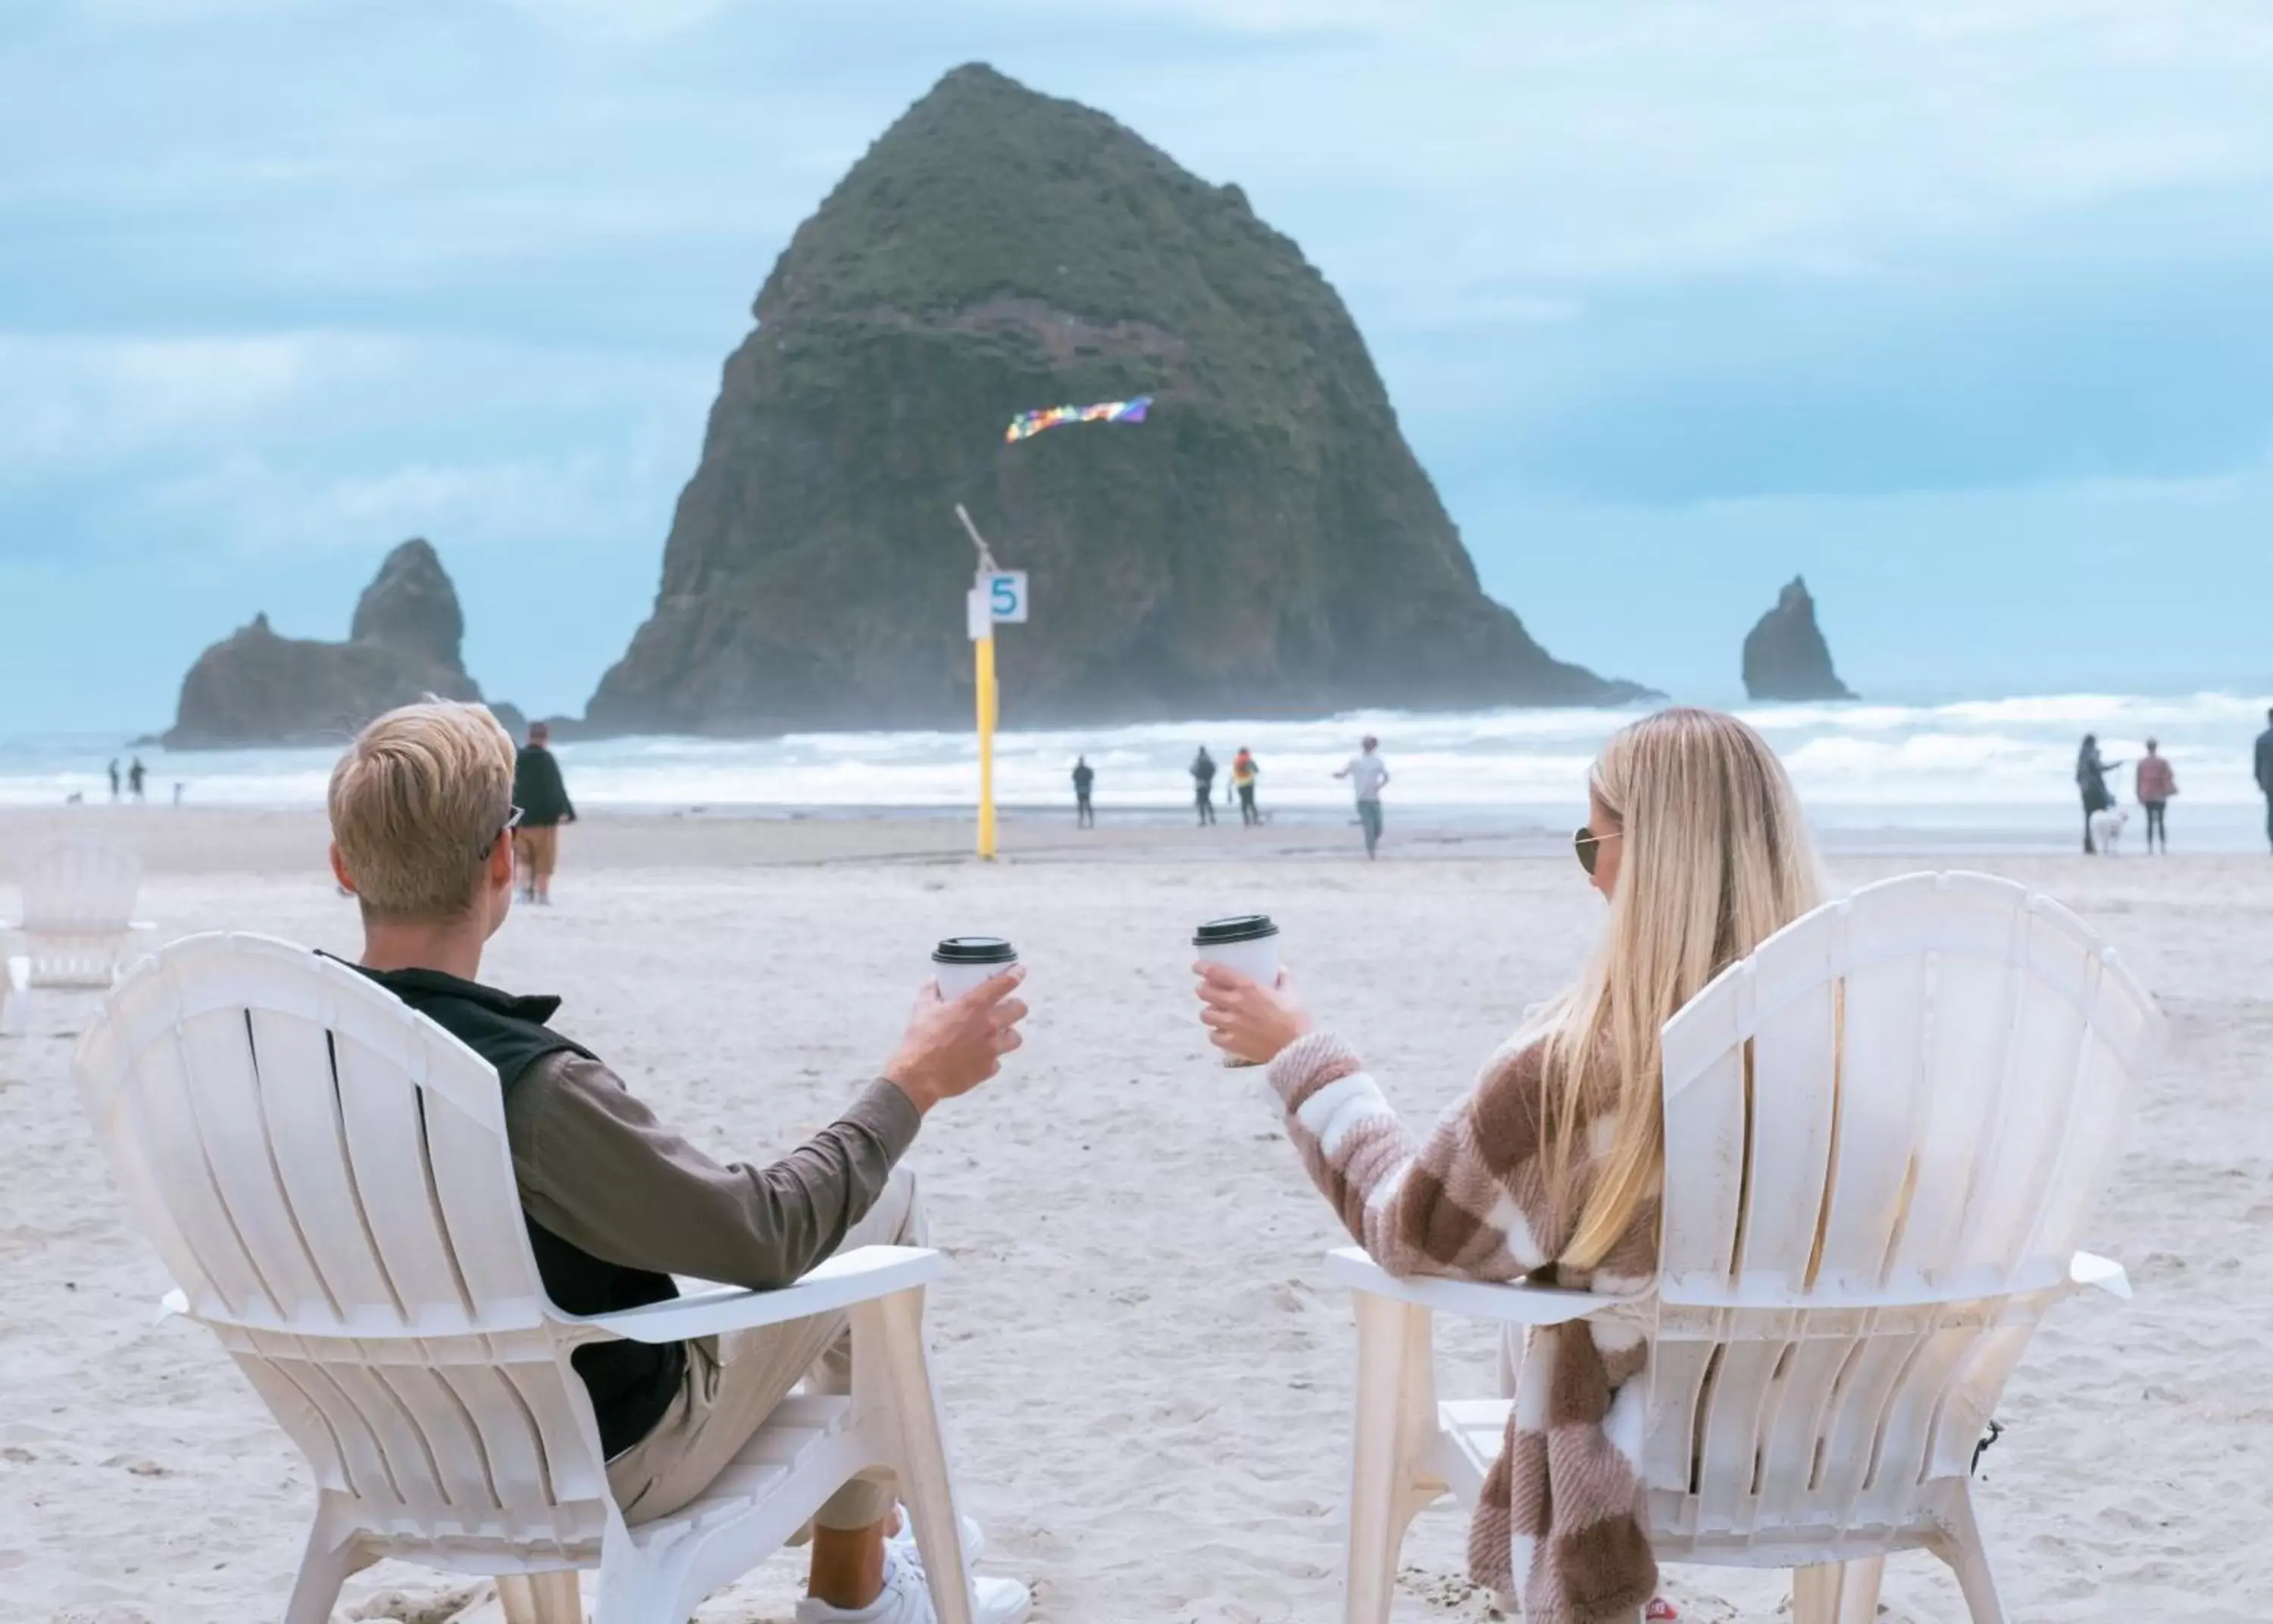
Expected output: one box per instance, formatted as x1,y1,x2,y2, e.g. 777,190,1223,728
1268,1029,1659,1623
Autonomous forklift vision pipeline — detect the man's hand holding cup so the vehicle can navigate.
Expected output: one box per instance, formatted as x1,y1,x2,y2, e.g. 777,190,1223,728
886,939,1027,1113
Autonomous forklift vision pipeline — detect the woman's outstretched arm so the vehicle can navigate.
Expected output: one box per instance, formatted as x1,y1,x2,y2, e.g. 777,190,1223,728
1267,1031,1556,1282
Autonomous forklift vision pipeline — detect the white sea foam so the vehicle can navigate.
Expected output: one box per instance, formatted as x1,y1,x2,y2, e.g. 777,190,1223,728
7,693,2268,845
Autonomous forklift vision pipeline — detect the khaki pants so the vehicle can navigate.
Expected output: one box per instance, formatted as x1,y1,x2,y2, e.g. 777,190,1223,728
514,824,561,883
604,1168,926,1529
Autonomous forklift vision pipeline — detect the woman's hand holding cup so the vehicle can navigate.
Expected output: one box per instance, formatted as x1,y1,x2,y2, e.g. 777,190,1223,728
1194,962,1312,1067
1192,914,1291,1068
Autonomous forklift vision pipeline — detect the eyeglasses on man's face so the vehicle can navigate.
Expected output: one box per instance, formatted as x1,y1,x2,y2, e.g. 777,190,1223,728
482,805,524,861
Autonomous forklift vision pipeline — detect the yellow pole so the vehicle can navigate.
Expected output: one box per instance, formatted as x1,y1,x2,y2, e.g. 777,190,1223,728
975,629,999,859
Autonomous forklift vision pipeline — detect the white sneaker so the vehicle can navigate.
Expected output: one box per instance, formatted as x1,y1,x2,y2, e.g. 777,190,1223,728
887,1503,986,1566
792,1548,1031,1624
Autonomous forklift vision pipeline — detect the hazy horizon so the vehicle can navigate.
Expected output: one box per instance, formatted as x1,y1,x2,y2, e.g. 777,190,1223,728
5,2,2271,733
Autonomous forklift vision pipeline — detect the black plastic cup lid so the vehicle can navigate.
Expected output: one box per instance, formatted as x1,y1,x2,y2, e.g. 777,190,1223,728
933,936,1018,965
1193,914,1278,947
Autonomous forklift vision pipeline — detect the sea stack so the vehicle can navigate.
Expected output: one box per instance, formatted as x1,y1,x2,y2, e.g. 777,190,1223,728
162,539,521,748
586,63,1644,734
1741,576,1855,702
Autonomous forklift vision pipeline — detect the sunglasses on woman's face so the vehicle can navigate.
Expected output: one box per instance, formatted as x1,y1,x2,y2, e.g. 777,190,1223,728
1573,825,1621,876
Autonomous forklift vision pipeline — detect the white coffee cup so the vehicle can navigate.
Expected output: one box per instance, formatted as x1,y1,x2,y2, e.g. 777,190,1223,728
932,936,1018,1000
1194,915,1281,1067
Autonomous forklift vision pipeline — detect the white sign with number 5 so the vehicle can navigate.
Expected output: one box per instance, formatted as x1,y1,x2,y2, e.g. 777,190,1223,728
981,570,1028,625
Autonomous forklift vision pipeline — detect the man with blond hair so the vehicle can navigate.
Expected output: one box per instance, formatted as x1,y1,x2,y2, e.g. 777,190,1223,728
326,701,1031,1624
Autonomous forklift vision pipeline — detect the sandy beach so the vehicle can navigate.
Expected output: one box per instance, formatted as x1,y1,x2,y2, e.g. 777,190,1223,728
2,807,2265,1622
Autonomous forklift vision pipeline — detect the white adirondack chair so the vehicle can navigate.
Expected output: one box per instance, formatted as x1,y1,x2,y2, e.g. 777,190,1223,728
3,832,153,1032
1330,871,2159,1624
74,931,983,1624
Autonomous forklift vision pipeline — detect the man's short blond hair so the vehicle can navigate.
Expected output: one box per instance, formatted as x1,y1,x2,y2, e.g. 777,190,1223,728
329,701,517,920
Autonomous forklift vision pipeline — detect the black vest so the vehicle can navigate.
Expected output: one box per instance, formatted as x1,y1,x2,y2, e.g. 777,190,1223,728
340,958,686,1457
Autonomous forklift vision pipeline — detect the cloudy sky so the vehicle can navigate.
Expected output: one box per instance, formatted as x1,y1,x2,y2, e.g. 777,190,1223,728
5,0,2271,732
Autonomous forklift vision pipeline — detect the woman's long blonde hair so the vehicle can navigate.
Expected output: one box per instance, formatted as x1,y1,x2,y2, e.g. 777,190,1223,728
1541,707,1827,1270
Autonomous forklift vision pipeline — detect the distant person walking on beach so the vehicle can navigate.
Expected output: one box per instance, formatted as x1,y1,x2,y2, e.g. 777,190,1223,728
2134,739,2177,854
108,758,120,801
1335,735,1390,858
511,721,576,904
2256,707,2273,853
1231,748,1261,826
1072,756,1096,829
127,757,147,801
2075,735,2120,854
1190,747,1218,826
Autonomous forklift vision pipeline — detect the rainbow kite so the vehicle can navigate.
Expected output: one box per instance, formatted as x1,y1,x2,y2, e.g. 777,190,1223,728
1005,395,1152,444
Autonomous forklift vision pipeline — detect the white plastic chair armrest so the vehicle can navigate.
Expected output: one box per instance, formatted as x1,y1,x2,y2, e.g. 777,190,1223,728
566,1245,945,1344
1325,1246,1635,1326
2069,1251,2131,1300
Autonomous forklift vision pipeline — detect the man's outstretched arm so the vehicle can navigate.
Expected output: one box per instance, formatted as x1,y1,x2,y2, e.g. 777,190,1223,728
508,970,1024,1290
508,1056,917,1290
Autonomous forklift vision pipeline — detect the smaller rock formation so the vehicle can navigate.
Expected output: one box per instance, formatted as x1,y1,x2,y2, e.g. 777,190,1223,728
349,537,465,669
1741,576,1855,701
163,539,521,748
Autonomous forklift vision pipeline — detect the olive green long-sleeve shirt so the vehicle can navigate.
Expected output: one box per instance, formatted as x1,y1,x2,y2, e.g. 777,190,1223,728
502,1053,921,1290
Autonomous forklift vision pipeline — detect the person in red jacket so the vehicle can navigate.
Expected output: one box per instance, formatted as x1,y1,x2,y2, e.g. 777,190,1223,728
2134,739,2178,854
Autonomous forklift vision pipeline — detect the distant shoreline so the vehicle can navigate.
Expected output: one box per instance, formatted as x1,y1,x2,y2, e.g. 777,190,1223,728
6,801,2267,882
6,692,2269,852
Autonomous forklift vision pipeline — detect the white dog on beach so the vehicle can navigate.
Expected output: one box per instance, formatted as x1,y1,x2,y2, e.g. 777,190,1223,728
2090,805,2131,854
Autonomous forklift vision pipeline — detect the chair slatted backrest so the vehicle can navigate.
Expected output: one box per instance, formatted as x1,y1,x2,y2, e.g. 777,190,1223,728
75,932,612,1560
23,832,142,931
1646,872,2158,1550
21,833,144,986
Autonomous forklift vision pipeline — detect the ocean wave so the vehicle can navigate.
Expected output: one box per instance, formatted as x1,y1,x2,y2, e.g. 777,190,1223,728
5,692,2268,816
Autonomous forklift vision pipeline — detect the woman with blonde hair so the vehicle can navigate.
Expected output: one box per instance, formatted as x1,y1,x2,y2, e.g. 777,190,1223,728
1194,707,1827,1622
